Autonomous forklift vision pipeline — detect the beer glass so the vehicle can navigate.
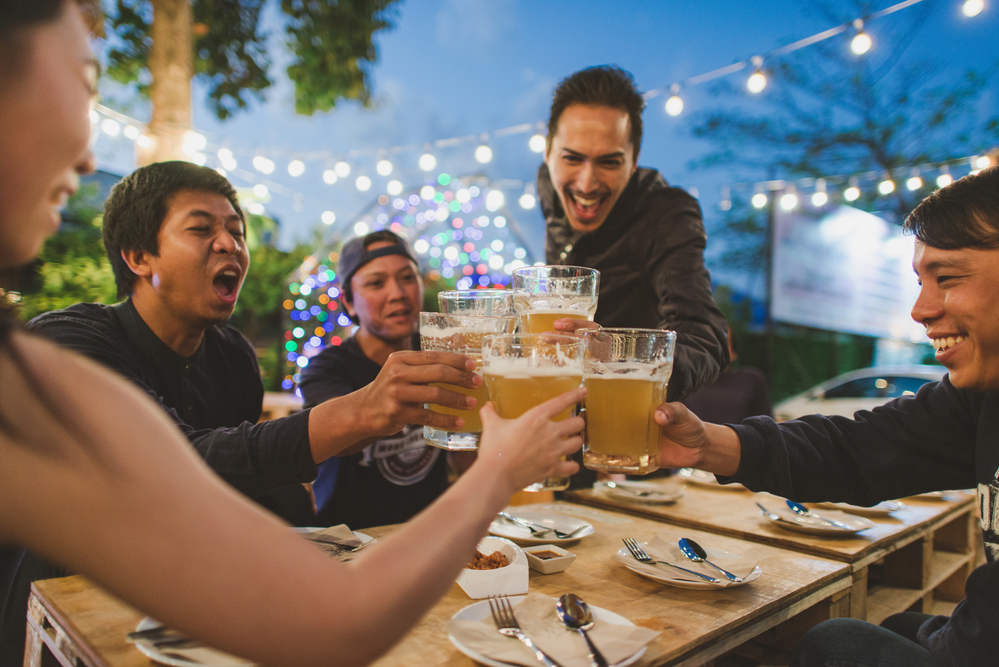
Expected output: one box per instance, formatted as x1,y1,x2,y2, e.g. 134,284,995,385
511,266,599,334
481,333,585,491
420,312,515,450
438,289,515,318
579,328,676,474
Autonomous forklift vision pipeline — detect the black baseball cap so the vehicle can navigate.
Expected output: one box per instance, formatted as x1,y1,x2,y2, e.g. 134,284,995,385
338,230,420,294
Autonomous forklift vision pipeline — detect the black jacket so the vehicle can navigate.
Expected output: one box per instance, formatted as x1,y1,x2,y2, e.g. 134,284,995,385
539,164,728,402
729,377,997,665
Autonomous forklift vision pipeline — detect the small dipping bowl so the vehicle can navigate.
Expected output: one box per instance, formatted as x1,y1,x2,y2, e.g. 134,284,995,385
456,536,528,599
523,544,576,574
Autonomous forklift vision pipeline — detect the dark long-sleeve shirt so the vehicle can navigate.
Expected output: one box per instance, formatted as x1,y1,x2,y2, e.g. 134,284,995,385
727,377,996,665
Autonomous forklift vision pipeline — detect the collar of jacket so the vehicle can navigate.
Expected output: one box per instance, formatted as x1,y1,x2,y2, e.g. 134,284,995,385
538,163,669,262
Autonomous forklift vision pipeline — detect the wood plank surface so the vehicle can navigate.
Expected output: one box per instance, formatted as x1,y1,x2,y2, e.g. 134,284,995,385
27,503,850,667
565,484,975,570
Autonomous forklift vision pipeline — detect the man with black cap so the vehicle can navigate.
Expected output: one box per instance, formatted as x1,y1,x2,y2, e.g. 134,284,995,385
300,230,466,529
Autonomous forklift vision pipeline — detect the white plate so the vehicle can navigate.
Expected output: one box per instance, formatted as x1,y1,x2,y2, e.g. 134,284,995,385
594,480,686,505
489,511,594,545
760,512,875,536
132,619,254,667
614,545,762,589
448,596,645,667
811,501,905,517
677,468,747,491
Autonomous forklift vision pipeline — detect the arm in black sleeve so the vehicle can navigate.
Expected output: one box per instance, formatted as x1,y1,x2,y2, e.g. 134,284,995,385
644,193,729,401
299,345,357,409
918,561,999,665
727,377,978,504
27,310,317,497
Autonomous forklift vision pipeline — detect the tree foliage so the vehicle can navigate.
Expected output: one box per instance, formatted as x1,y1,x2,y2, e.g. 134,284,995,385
105,0,399,120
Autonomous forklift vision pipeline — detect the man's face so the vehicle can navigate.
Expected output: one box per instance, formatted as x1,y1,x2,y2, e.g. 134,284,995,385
546,104,638,233
344,242,422,343
911,240,999,391
141,190,249,327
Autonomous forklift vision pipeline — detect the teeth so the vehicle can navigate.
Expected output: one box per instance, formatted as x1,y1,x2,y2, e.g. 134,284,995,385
933,335,966,352
576,197,600,207
221,270,238,277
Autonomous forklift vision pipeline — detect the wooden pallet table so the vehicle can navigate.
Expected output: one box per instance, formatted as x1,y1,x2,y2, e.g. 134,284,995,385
566,483,978,624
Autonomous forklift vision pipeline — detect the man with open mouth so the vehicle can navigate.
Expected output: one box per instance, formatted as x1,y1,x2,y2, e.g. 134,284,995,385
26,161,480,528
538,66,728,404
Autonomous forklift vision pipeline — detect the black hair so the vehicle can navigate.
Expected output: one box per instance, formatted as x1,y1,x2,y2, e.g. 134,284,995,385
0,0,101,83
547,66,645,162
103,161,245,298
340,230,416,324
904,166,999,250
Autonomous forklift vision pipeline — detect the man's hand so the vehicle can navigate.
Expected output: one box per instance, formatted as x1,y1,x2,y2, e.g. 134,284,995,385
655,402,742,477
477,388,585,495
355,350,481,436
552,318,600,333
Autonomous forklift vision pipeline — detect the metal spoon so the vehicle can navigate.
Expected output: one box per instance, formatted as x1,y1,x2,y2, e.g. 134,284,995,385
677,538,743,583
556,594,609,667
604,481,663,497
785,500,856,530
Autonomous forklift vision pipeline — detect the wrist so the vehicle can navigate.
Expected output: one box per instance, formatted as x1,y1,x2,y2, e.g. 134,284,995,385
697,424,742,477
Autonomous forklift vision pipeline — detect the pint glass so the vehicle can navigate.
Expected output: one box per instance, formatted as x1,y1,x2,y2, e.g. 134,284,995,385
420,312,515,450
511,266,599,334
579,328,676,474
481,333,585,491
438,289,515,318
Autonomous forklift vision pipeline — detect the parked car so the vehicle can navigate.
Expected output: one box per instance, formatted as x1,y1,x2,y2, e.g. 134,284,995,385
773,365,947,422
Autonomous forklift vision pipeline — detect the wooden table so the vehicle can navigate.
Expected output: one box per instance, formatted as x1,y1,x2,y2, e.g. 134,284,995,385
566,484,979,623
26,502,851,667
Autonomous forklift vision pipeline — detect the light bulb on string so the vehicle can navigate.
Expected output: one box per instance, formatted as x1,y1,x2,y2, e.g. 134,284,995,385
665,84,683,117
123,125,140,140
376,158,393,176
218,148,233,162
779,190,798,211
963,0,984,17
519,184,536,210
323,169,337,185
751,190,768,209
387,180,403,196
475,137,493,164
253,155,274,174
719,186,732,211
811,178,828,206
321,211,336,225
747,56,766,94
878,177,895,195
192,153,206,166
356,175,372,192
334,161,351,178
907,170,923,191
975,155,992,169
937,164,953,188
419,149,437,172
528,132,546,153
137,134,152,148
850,19,872,55
288,159,305,177
253,184,269,198
485,190,504,212
101,118,120,136
844,178,861,201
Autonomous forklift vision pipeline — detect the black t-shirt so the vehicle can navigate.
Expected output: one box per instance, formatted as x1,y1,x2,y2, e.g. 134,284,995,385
300,335,449,530
681,367,773,424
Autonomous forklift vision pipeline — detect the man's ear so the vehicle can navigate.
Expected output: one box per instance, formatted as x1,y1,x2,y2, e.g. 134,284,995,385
120,248,154,280
341,295,355,319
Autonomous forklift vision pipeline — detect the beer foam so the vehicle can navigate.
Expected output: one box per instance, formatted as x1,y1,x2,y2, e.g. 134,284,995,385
584,361,673,379
482,358,583,377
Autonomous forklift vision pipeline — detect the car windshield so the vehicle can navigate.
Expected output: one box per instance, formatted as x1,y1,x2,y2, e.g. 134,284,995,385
822,375,934,399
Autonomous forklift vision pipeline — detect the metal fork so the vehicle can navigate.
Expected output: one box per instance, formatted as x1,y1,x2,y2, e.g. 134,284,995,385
497,512,586,540
604,481,663,497
487,595,565,667
622,537,721,583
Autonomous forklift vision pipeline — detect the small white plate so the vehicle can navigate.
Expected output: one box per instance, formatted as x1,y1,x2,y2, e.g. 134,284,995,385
760,511,875,536
614,545,762,589
489,511,594,545
448,596,645,667
131,619,254,667
811,500,905,517
594,480,686,505
677,468,746,491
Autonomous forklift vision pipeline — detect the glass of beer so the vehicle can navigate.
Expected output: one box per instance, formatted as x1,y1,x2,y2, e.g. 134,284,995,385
420,312,515,450
439,289,515,318
481,333,585,491
511,266,599,333
579,328,676,474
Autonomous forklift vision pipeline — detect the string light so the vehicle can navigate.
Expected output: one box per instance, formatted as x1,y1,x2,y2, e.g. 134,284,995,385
288,159,305,177
334,161,351,178
975,155,992,169
253,155,275,174
519,185,536,209
253,184,269,198
356,175,371,191
937,165,953,187
747,56,767,94
101,118,120,136
850,19,872,54
719,186,732,211
485,190,504,211
751,190,768,208
475,139,493,164
323,169,337,185
218,148,233,162
811,178,828,206
963,0,984,17
844,178,861,201
665,84,683,117
191,153,206,166
779,191,798,210
123,125,140,140
878,177,895,194
321,211,336,225
136,134,152,148
528,132,546,153
419,150,437,171
376,158,393,176
354,221,369,235
387,179,403,195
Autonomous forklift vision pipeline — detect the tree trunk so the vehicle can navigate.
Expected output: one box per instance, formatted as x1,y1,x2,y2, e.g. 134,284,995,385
138,0,193,165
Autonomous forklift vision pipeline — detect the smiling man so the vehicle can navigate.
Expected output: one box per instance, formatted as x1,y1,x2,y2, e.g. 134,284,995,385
27,162,479,526
299,231,460,529
538,66,728,403
654,166,999,666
